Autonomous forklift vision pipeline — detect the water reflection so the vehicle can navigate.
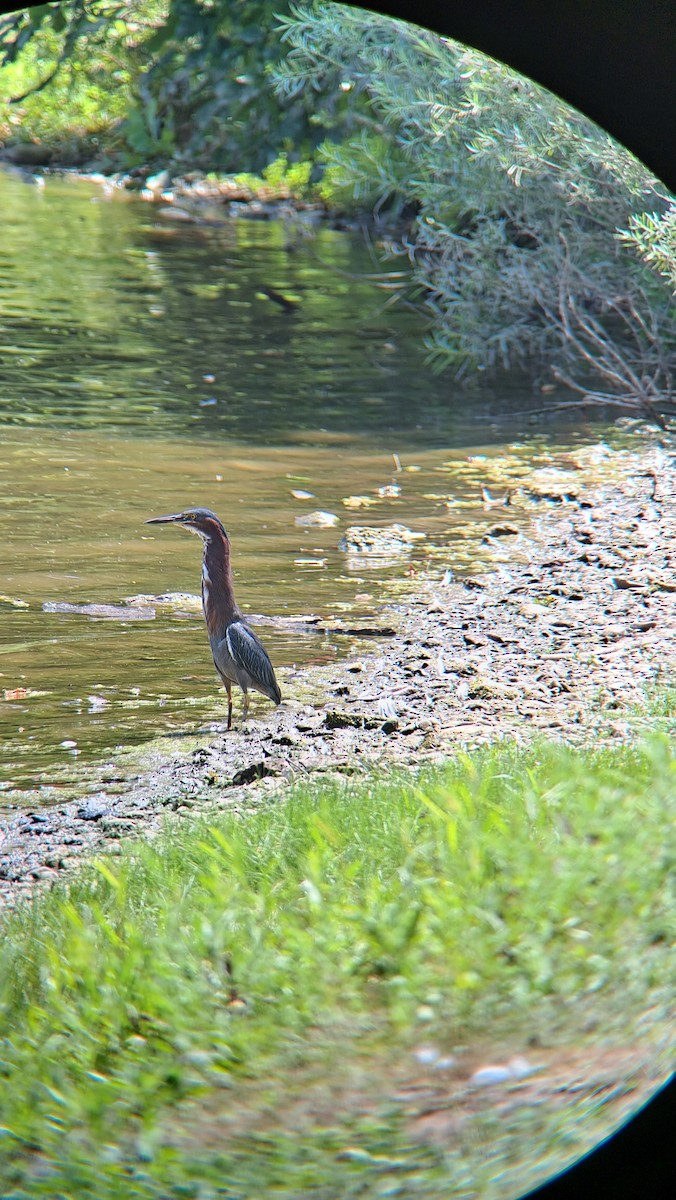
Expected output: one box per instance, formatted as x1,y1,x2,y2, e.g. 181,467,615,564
0,167,588,444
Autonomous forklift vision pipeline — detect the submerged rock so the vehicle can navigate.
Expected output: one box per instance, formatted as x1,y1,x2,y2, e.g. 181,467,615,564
338,523,426,555
294,511,339,528
124,592,201,610
43,601,156,621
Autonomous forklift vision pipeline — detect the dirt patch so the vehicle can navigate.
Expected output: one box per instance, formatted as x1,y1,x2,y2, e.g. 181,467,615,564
158,1022,670,1199
1,442,674,910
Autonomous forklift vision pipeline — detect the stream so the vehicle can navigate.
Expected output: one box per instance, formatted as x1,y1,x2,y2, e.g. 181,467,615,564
0,167,624,801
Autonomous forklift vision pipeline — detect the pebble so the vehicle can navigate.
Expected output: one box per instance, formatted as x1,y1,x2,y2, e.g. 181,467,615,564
507,1055,536,1079
413,1045,440,1065
295,511,339,528
470,1056,536,1086
470,1065,513,1086
434,1055,458,1071
412,1045,457,1070
77,800,109,822
377,697,399,722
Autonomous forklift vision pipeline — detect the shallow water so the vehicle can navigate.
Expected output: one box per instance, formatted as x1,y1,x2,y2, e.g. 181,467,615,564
0,168,619,799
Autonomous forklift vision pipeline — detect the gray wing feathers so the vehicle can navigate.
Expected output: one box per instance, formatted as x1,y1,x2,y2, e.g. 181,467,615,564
225,622,281,703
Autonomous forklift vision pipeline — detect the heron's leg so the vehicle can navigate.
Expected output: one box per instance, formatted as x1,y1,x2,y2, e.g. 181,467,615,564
242,689,249,722
225,680,233,731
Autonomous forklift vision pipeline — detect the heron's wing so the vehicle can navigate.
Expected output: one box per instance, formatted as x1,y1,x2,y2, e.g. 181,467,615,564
225,621,281,703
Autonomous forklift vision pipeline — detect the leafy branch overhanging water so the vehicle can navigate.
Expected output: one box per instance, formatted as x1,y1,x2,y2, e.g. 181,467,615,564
1,0,675,421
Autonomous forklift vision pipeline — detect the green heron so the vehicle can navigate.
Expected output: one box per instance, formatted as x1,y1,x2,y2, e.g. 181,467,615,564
145,508,282,729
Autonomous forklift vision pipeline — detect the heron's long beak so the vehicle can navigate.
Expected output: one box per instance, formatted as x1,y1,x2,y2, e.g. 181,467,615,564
145,513,185,525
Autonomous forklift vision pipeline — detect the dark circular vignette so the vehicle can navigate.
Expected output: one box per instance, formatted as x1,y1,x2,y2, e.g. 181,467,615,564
522,1076,676,1200
361,15,675,1200
345,0,676,191
0,0,674,1198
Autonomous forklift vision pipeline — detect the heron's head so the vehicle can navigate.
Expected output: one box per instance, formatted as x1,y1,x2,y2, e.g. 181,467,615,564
145,508,228,542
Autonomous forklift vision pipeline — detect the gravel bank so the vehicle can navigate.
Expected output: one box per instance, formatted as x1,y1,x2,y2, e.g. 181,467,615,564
1,441,674,909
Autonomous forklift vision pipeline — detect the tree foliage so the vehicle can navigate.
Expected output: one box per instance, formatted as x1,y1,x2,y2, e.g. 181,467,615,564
0,1,140,150
619,204,676,292
0,1,321,170
275,3,676,418
2,1,674,417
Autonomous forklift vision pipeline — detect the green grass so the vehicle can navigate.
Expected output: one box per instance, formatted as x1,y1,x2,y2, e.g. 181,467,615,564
0,739,674,1196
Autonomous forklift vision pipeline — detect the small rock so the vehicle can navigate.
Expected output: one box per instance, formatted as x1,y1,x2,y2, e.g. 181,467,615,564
77,800,109,822
416,1004,435,1022
413,1045,440,1065
433,1055,458,1071
470,1065,513,1086
342,495,377,509
158,205,195,222
336,1148,373,1164
231,762,274,786
338,524,425,555
507,1055,535,1079
463,632,488,647
295,511,339,528
377,697,399,723
324,711,375,730
0,595,29,609
487,524,520,538
145,169,171,194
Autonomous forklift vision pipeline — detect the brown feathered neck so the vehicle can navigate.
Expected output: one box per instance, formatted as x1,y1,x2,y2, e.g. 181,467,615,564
201,527,241,636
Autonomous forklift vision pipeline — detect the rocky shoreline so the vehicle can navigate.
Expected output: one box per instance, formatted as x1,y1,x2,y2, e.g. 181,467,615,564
1,442,674,910
0,153,405,240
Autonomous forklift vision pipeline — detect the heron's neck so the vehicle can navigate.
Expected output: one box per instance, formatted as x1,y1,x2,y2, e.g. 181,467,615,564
202,533,239,635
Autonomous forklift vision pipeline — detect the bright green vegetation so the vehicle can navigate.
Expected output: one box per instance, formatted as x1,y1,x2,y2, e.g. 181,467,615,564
228,152,314,202
1,738,674,1196
275,4,676,420
2,3,674,421
0,3,152,160
0,1,319,172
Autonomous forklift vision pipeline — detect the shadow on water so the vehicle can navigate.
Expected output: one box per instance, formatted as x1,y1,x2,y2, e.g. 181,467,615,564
0,167,596,444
